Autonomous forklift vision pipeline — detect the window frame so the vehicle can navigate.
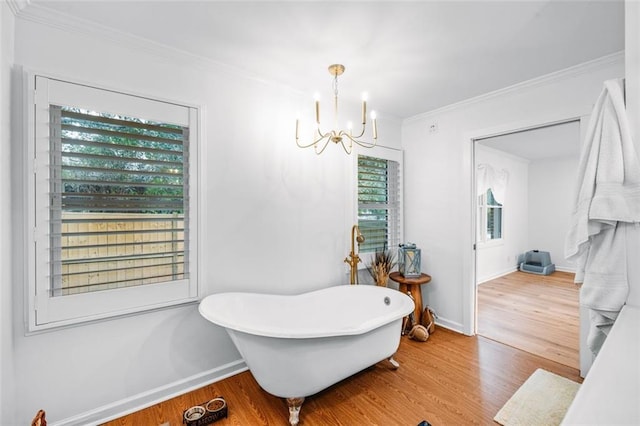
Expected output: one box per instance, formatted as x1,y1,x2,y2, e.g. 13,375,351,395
26,73,201,332
477,188,504,246
353,145,404,265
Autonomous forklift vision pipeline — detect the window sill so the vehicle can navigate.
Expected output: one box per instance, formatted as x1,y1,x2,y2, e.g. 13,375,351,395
26,296,200,335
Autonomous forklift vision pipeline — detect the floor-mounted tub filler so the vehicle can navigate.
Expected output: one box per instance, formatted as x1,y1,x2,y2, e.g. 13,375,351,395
199,284,414,425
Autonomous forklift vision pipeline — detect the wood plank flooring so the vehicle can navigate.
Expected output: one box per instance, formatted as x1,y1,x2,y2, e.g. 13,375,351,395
477,270,579,369
102,328,581,426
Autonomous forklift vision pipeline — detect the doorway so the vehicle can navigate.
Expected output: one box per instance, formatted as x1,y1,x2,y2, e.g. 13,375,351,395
473,120,582,369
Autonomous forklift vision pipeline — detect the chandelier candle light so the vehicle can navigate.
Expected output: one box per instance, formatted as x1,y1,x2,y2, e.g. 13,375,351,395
296,64,378,155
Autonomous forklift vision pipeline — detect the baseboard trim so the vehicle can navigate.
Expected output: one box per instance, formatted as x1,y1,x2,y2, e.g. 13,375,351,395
49,359,248,426
476,267,518,285
477,266,576,284
434,317,465,335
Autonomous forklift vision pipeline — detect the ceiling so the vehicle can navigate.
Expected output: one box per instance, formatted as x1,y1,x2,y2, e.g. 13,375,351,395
26,1,624,120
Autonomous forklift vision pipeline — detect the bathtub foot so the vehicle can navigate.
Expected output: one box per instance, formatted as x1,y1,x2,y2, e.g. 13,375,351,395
388,356,400,369
286,397,305,426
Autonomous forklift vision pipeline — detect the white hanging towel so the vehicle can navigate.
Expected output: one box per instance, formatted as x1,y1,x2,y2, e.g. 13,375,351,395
565,78,640,355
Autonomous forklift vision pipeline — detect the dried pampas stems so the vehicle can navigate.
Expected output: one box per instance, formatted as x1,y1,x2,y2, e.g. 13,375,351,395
367,249,396,286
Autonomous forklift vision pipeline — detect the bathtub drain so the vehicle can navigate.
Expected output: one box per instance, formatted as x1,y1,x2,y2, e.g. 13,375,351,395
384,296,391,305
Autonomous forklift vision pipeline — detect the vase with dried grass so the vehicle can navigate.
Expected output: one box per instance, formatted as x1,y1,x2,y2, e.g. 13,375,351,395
367,249,396,287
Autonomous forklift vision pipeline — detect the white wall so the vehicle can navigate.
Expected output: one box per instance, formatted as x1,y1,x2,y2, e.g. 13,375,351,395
5,13,402,425
402,55,624,334
475,146,529,283
1,2,15,424
528,155,579,272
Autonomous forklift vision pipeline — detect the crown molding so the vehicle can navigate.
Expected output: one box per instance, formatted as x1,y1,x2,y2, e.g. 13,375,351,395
5,0,31,15
13,3,239,75
404,50,625,124
12,2,303,96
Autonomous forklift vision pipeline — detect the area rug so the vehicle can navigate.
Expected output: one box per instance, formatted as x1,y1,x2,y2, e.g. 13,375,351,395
494,368,580,426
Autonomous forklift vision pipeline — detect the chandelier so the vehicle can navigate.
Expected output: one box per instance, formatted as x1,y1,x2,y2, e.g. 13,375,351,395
296,64,378,155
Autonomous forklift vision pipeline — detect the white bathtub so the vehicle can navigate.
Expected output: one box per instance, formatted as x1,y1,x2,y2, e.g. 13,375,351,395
198,284,414,425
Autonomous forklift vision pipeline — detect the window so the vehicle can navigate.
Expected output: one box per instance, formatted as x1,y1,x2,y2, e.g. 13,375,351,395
29,75,199,331
478,188,502,243
357,149,402,253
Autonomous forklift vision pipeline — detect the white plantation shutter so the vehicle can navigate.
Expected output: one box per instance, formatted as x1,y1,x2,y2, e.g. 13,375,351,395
30,75,199,330
357,153,402,253
49,106,189,296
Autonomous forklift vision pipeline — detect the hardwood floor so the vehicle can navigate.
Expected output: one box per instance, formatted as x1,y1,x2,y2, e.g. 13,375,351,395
102,328,581,426
477,270,579,369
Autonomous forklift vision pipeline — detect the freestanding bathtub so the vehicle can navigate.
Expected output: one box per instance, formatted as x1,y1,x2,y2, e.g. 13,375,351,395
198,284,414,425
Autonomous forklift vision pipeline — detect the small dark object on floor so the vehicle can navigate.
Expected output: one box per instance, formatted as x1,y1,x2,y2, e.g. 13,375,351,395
417,421,432,426
183,396,228,426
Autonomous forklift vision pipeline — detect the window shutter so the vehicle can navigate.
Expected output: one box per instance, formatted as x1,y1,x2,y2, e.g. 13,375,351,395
357,155,400,252
49,106,189,296
387,159,401,249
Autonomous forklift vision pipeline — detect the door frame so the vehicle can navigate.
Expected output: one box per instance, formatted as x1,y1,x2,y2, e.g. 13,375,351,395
461,113,591,375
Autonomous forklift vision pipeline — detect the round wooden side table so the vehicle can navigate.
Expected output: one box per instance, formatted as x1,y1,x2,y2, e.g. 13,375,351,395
389,271,432,332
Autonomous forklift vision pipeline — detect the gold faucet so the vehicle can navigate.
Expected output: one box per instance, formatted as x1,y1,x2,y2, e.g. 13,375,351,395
345,225,365,285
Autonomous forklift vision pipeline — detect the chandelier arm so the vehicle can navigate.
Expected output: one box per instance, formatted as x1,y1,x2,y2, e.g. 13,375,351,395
296,127,330,149
314,136,333,155
296,137,318,149
342,132,377,149
339,139,353,155
347,124,366,140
